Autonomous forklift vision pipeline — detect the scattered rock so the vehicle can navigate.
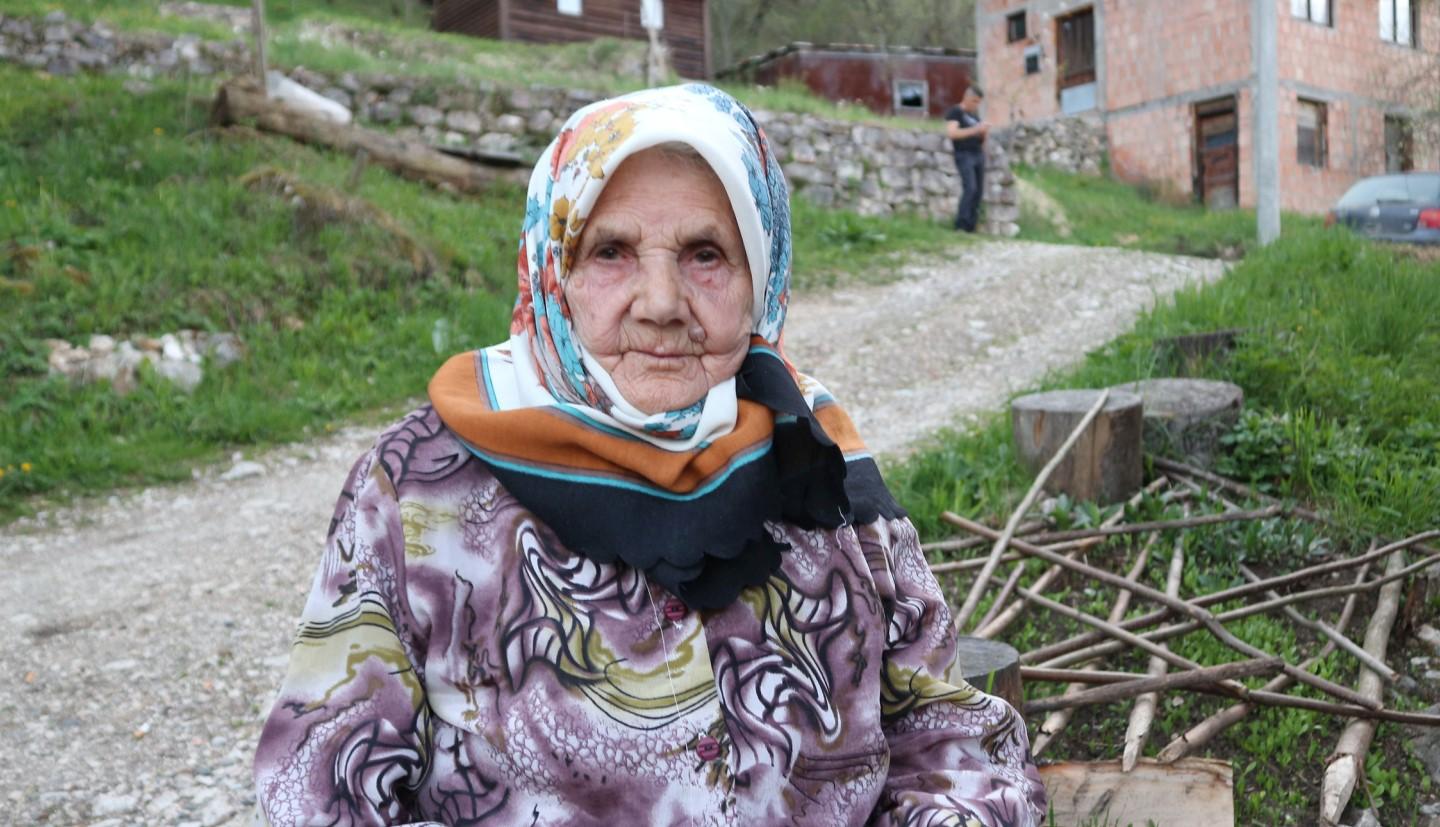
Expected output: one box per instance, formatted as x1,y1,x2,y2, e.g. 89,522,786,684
44,330,243,394
92,793,139,817
1408,704,1440,785
219,460,267,482
1419,624,1440,655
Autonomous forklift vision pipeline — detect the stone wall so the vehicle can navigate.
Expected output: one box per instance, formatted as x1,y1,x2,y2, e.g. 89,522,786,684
993,116,1107,176
0,11,1019,235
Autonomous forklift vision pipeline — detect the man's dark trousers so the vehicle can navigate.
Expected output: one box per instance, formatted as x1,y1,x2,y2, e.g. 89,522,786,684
953,151,984,232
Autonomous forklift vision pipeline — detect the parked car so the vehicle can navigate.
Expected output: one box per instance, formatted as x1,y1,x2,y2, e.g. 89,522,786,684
1326,172,1440,244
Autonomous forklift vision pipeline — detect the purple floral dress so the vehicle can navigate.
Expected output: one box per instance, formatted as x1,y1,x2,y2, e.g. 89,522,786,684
253,407,1046,825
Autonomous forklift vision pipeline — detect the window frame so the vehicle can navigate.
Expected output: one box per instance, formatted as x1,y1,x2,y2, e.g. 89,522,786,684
892,78,929,114
557,0,582,17
1380,0,1418,47
1006,11,1028,43
1290,0,1332,27
1296,97,1328,169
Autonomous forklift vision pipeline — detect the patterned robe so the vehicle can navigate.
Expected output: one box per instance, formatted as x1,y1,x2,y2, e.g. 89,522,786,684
254,407,1046,826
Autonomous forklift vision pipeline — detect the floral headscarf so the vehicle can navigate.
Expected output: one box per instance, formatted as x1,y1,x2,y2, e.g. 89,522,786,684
510,83,792,447
429,85,900,609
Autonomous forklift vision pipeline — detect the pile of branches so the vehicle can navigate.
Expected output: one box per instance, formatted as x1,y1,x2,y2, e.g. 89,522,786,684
925,396,1439,826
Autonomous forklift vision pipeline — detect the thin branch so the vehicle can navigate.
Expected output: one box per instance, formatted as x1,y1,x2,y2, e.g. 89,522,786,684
1239,563,1398,683
1321,551,1407,826
1030,535,1155,757
1019,505,1284,545
1124,529,1184,771
1156,561,1371,764
942,512,1382,710
1023,658,1283,714
975,476,1171,638
1020,530,1440,666
953,389,1111,631
1036,553,1439,671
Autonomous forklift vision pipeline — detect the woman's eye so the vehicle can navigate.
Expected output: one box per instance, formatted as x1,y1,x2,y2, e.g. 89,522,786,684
595,245,622,261
693,248,721,265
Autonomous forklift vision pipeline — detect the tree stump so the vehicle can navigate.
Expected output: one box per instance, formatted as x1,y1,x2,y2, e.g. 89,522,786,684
1155,328,1244,375
1111,378,1244,469
955,636,1023,711
1011,389,1144,505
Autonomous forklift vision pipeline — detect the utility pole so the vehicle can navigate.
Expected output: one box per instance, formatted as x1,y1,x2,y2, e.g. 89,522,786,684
1253,0,1280,245
251,0,268,86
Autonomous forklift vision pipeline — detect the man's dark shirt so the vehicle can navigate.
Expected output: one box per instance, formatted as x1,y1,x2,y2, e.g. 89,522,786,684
945,106,984,155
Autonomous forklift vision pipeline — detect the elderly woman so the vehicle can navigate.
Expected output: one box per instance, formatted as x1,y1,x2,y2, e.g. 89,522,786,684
254,84,1045,826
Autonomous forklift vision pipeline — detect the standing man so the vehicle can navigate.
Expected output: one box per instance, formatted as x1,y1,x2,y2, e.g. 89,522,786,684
945,86,989,233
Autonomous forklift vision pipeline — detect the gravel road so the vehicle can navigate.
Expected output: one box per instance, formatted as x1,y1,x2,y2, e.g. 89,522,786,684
0,240,1224,825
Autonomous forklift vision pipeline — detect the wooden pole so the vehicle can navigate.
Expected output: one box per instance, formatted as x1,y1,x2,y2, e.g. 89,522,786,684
1320,551,1406,826
251,0,268,85
953,389,1111,631
1123,529,1184,771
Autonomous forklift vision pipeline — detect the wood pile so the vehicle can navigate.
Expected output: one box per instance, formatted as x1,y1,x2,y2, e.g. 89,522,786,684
929,441,1440,826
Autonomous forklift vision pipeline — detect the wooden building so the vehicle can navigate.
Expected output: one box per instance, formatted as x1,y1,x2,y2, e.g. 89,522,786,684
718,43,977,119
432,0,712,79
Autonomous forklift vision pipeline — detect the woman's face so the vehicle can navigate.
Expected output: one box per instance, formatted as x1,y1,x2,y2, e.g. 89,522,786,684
566,148,753,415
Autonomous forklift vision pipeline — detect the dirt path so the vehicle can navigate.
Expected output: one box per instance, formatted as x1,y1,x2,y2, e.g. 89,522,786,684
0,240,1223,825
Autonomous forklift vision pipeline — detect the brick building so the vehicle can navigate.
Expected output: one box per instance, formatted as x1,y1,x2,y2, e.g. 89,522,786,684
434,0,711,78
976,0,1440,212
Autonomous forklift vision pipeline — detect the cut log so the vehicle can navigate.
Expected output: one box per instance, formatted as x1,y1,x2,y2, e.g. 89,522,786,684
212,77,500,194
1010,389,1143,504
953,636,1022,710
1111,378,1244,469
1040,758,1235,827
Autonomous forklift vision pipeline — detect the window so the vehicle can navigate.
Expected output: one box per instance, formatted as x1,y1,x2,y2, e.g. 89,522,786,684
557,0,582,16
893,79,928,113
1290,0,1331,25
1380,0,1417,46
1007,11,1028,43
1297,98,1327,168
1385,115,1415,172
1024,44,1041,75
640,0,663,30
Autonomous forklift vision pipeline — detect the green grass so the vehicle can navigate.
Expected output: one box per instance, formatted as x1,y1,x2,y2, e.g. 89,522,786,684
1015,165,1325,259
892,228,1440,824
0,63,968,517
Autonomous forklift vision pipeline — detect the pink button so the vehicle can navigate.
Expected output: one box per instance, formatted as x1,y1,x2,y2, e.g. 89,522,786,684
696,735,720,761
662,598,688,623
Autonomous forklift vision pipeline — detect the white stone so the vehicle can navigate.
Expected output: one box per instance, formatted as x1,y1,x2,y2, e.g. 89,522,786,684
219,460,266,482
102,658,140,671
408,105,443,128
494,113,526,135
93,793,139,817
156,359,203,393
1418,624,1440,654
88,333,116,353
160,334,184,361
444,110,483,135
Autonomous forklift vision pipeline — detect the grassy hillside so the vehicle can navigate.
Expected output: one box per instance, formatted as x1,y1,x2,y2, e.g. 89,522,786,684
0,61,954,517
1015,165,1325,259
891,228,1440,823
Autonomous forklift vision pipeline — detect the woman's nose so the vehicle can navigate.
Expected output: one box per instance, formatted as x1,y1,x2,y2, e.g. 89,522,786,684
631,253,687,323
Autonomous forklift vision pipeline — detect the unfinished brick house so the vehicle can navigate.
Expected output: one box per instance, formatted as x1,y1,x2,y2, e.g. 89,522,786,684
977,0,1440,212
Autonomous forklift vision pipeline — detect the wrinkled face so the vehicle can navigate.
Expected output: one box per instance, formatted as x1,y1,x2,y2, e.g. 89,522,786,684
566,148,754,415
